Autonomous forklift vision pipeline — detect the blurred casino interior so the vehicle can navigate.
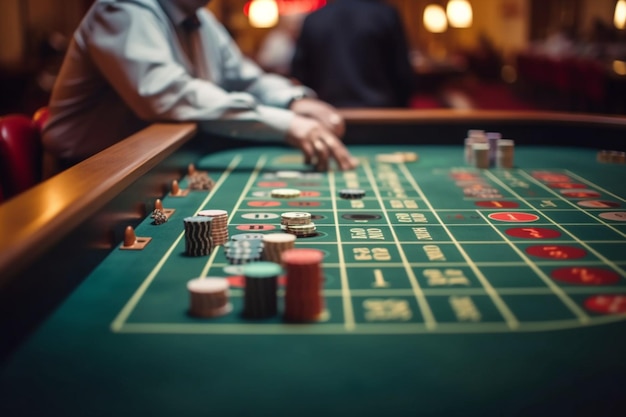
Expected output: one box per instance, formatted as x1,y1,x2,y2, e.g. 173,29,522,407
1,0,625,115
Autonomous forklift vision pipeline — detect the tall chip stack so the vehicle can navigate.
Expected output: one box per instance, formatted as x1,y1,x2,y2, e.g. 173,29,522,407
464,130,487,165
282,248,325,322
496,139,515,168
198,209,229,245
183,216,213,256
472,143,490,169
486,132,502,167
242,262,282,319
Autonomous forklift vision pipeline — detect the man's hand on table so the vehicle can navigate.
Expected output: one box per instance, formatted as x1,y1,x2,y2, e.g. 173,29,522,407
290,98,346,137
287,98,357,171
286,114,359,172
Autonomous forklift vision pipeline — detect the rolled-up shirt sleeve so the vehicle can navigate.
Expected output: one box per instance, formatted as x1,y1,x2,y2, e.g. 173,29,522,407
85,3,310,142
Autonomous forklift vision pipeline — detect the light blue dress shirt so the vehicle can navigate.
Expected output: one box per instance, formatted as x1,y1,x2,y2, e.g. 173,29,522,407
43,0,314,162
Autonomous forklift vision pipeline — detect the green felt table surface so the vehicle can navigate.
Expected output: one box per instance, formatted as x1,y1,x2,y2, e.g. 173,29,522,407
1,145,625,417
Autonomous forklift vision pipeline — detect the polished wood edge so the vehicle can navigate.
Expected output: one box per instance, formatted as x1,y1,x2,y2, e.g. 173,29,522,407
0,122,198,287
338,109,626,128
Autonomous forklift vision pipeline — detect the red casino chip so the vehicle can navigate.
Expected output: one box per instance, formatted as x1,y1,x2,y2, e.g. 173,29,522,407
505,227,561,239
551,267,620,285
525,245,587,260
584,295,626,314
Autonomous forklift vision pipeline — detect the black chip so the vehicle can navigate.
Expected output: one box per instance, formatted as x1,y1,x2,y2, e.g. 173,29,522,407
342,214,382,221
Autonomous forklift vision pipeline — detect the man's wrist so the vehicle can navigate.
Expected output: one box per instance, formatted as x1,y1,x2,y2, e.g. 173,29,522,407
287,92,309,109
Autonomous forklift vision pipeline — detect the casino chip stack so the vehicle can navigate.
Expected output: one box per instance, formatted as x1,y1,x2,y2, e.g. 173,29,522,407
339,189,366,199
262,233,297,264
223,237,264,265
597,150,626,164
472,143,490,169
271,188,301,198
496,139,515,169
282,248,325,322
151,209,167,225
187,277,232,318
187,164,215,190
242,262,282,319
198,209,229,245
464,130,487,165
281,211,316,237
183,216,213,256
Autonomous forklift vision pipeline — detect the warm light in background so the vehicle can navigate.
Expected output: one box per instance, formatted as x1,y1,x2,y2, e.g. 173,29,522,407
446,0,473,28
247,0,279,28
615,0,626,29
243,0,326,18
613,60,626,76
423,4,448,33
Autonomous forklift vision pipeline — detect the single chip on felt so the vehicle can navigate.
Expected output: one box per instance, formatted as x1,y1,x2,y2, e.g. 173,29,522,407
339,188,366,199
275,170,303,179
376,153,405,163
151,209,168,225
271,188,301,198
396,151,419,162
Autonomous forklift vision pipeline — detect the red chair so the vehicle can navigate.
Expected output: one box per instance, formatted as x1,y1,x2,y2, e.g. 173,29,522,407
0,113,43,201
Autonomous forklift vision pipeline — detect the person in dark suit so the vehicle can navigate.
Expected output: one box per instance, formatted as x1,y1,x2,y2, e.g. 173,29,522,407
290,0,415,108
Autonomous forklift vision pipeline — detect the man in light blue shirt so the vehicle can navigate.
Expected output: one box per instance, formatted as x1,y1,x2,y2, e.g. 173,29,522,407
43,0,357,172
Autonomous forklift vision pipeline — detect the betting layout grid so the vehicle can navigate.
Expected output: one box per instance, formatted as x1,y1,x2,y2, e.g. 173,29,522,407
110,149,626,335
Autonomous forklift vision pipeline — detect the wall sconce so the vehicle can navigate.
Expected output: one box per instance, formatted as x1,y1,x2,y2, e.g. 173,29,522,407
615,0,626,29
446,0,473,28
248,0,279,28
424,4,448,33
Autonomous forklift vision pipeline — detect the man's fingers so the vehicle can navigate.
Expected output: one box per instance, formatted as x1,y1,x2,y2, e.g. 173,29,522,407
312,138,329,172
319,133,357,171
300,139,315,166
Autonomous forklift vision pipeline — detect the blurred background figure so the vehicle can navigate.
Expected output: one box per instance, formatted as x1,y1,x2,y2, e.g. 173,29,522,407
257,12,305,76
290,0,414,108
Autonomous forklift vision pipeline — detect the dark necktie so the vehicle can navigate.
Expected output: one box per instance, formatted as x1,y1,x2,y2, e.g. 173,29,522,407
180,13,209,80
182,13,201,32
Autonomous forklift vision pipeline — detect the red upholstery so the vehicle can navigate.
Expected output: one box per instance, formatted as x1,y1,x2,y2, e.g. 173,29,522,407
0,114,42,200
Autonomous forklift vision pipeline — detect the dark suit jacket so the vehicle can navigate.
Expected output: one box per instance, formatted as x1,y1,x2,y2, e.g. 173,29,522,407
291,0,415,108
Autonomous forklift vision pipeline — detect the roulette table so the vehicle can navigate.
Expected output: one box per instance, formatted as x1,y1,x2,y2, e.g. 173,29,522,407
0,110,625,416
